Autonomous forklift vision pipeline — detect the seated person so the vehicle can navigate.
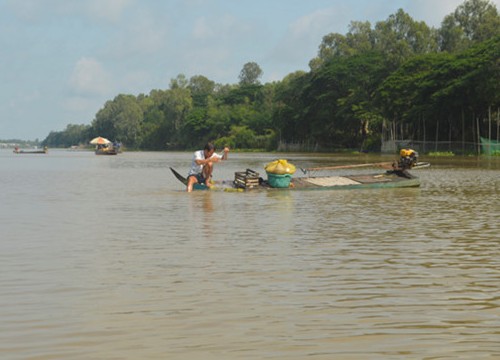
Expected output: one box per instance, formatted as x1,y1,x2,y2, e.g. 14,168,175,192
187,143,229,192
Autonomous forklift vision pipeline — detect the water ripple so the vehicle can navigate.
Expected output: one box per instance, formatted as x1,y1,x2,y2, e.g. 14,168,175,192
1,151,499,359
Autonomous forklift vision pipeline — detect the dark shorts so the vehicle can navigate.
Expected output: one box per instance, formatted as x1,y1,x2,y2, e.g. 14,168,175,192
188,173,206,184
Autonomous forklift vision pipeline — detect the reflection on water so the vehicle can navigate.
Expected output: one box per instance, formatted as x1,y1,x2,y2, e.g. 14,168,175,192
1,150,499,359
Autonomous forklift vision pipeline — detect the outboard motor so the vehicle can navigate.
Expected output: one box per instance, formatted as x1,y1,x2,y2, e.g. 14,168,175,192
389,149,418,178
398,149,418,170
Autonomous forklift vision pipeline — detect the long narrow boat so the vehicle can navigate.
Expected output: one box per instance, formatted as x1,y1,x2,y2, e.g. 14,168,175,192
13,147,48,154
413,161,431,169
170,167,420,191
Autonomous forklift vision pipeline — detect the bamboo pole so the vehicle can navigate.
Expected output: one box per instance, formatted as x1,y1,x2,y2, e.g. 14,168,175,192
497,108,499,143
448,115,452,152
435,120,439,152
302,162,394,172
489,106,492,154
462,108,465,155
472,113,476,153
477,117,481,155
423,116,426,153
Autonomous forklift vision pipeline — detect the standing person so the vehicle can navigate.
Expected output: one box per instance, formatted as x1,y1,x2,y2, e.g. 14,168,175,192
187,143,229,192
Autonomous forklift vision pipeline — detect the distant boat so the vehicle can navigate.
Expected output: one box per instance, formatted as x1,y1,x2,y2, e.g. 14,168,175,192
90,136,121,155
13,146,48,154
95,147,118,155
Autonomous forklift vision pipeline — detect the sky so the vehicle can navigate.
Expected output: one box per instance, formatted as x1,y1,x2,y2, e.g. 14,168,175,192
1,0,499,140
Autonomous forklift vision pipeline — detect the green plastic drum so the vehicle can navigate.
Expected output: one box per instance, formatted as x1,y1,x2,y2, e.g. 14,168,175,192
266,172,292,188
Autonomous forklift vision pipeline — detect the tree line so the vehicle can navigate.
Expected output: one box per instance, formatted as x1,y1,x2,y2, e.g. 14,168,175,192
42,0,500,153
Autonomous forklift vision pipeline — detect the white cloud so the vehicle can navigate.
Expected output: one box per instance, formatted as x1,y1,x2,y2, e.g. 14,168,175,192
191,13,254,43
96,7,168,67
117,12,167,55
406,0,464,26
85,0,132,22
180,45,234,82
402,0,500,27
6,0,132,24
6,0,46,21
69,57,112,96
192,17,214,40
63,96,96,113
177,13,264,82
289,7,341,37
118,70,156,94
269,6,349,67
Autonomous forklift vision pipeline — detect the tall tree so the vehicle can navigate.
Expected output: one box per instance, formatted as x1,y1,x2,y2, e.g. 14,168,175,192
273,71,309,142
141,86,193,149
373,9,438,68
305,52,389,148
92,94,143,147
310,21,374,70
169,74,188,89
188,75,215,107
438,0,500,52
379,35,500,142
238,62,263,85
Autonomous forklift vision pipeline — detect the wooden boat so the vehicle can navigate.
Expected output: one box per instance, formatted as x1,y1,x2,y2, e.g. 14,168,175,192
95,148,118,155
413,161,430,169
170,167,420,191
13,147,47,154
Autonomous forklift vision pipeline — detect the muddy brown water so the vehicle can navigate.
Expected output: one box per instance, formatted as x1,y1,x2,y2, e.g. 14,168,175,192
1,150,499,359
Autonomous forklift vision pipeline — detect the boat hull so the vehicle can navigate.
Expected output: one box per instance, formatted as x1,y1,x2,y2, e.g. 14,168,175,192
95,149,118,155
413,161,430,169
290,172,420,190
14,150,47,154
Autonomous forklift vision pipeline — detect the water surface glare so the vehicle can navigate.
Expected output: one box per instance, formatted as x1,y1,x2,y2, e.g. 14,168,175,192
1,150,499,359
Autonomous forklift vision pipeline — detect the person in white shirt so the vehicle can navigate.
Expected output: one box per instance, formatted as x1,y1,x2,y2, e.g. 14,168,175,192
187,142,229,192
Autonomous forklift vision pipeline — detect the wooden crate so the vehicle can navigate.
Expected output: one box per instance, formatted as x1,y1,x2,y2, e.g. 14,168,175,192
234,169,260,189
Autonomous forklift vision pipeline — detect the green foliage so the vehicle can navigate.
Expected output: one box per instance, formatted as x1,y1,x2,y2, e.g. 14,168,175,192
238,62,263,86
302,51,390,148
188,75,215,107
428,151,455,156
213,127,277,151
311,9,437,70
439,0,500,52
373,9,438,68
42,124,91,147
379,35,499,144
92,94,143,148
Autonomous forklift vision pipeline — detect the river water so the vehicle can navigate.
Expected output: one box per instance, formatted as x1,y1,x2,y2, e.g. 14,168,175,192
1,149,499,359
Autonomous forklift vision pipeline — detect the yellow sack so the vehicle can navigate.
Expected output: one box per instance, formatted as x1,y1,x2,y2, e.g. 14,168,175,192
400,148,413,157
265,159,296,175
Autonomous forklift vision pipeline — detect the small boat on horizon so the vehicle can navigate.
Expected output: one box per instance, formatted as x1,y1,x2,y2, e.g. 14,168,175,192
90,136,121,155
95,146,118,155
13,146,48,154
